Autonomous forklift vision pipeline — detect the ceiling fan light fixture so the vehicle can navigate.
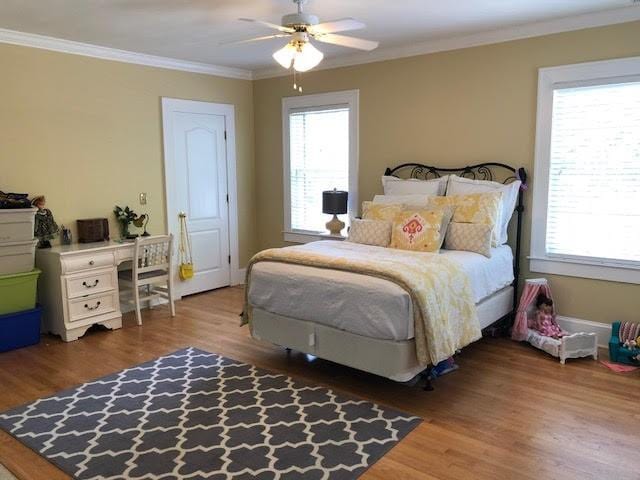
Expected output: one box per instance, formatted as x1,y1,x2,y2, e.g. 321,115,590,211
273,39,324,72
292,41,323,72
272,42,297,69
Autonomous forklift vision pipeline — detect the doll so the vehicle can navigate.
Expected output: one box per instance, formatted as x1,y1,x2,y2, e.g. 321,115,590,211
623,338,638,350
535,294,566,338
32,195,59,248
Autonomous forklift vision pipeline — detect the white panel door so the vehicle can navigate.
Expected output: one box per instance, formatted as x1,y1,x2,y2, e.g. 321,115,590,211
163,99,231,296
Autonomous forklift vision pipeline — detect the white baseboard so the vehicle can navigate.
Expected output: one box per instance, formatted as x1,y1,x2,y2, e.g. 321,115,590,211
556,315,612,348
232,268,247,286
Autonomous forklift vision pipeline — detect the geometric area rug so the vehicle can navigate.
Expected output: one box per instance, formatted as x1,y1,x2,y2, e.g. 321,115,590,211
0,347,421,479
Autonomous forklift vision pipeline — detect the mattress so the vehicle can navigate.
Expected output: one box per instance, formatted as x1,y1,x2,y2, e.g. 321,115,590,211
248,244,514,342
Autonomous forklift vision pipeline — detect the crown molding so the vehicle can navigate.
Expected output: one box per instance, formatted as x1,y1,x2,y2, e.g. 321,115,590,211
253,5,640,80
1,5,638,82
0,28,253,80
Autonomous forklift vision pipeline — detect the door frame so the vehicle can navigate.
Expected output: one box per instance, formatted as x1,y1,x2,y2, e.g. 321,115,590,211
161,97,242,295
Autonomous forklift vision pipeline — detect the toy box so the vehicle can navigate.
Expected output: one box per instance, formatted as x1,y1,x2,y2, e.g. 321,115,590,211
0,269,41,315
0,305,42,352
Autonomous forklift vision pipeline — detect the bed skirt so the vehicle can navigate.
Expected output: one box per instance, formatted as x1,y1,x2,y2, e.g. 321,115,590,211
250,286,514,382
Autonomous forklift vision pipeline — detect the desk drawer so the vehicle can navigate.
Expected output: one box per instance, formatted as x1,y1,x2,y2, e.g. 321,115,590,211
67,291,118,323
62,252,115,274
65,268,117,299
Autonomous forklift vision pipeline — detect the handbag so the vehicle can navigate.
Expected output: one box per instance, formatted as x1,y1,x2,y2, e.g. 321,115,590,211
178,213,194,280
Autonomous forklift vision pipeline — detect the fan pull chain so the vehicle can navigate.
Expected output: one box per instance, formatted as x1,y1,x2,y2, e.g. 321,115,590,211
292,68,302,93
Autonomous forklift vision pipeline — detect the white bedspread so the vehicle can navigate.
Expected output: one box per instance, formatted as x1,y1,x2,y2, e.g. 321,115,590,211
248,244,513,342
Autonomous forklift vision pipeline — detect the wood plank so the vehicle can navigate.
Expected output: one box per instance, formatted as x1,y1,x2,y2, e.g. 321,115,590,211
0,286,637,479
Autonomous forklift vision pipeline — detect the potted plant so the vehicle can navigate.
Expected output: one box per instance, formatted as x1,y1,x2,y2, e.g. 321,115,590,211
113,205,137,239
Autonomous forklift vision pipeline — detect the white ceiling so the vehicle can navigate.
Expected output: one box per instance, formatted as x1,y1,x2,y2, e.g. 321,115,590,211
0,0,637,76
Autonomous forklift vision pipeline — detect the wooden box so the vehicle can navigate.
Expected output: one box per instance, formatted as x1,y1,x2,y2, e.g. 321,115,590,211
77,218,109,243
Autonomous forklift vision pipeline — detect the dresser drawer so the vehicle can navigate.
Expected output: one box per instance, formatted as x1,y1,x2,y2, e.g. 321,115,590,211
67,291,118,323
65,268,117,299
62,252,115,274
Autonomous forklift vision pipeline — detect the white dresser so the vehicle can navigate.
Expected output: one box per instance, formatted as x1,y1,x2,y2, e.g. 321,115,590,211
36,241,134,341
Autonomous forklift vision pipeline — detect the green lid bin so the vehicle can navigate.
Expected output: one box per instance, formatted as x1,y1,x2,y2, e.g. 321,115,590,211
0,269,41,316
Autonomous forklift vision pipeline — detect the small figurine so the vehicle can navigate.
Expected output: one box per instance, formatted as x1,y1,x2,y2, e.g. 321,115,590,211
534,294,566,339
60,225,73,245
32,195,59,248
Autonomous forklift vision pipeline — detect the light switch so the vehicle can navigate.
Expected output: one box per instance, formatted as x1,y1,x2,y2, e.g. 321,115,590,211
139,192,147,205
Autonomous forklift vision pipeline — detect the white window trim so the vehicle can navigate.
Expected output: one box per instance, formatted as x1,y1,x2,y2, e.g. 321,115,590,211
282,90,359,243
530,55,640,285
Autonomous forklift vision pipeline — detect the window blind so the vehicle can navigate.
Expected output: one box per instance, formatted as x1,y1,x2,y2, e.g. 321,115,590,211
289,107,350,232
547,81,640,264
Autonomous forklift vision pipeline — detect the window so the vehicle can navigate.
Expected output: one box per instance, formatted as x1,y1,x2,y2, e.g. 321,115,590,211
530,57,640,284
282,90,358,241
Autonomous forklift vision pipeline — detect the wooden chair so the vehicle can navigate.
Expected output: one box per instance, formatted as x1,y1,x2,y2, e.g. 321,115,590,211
118,235,175,325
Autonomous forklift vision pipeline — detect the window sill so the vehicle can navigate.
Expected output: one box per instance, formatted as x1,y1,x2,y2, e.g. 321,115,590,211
529,256,640,285
283,231,346,244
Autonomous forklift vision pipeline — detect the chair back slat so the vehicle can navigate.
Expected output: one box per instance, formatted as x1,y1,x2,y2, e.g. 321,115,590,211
133,235,173,275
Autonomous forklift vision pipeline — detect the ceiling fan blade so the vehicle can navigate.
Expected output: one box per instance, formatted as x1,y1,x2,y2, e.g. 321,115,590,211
308,18,365,35
314,34,379,51
238,18,295,33
220,34,290,46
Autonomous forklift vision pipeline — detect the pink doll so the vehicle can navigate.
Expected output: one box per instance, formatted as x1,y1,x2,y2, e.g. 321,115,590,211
535,294,566,338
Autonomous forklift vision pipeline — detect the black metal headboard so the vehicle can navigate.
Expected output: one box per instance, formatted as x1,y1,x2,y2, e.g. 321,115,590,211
384,162,527,312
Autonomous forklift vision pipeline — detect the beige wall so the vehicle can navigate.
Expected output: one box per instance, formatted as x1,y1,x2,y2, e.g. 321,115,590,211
0,43,256,266
253,21,640,324
2,21,638,322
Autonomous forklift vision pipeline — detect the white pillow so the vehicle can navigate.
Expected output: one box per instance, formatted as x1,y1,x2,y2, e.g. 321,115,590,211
446,175,521,244
381,175,448,196
372,194,434,208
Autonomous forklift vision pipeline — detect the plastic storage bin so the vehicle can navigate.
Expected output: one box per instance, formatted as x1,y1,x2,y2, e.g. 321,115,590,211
0,305,42,352
0,208,37,243
0,269,41,315
0,239,37,275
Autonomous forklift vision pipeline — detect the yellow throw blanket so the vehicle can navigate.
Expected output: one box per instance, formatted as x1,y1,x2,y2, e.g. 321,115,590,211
242,241,481,365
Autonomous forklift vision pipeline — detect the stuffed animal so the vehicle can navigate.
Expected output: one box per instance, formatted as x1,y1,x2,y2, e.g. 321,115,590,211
623,339,638,350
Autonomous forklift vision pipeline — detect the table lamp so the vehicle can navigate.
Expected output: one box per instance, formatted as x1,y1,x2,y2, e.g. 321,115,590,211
322,189,348,235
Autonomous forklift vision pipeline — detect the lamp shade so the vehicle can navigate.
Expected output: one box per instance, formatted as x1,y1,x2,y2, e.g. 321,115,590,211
322,189,348,215
292,42,324,72
272,42,296,69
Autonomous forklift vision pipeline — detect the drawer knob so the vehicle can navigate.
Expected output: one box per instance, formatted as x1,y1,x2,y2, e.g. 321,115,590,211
84,301,101,311
88,260,95,266
82,279,100,288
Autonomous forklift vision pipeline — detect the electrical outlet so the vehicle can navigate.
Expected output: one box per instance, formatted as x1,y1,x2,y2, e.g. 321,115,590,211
139,192,147,205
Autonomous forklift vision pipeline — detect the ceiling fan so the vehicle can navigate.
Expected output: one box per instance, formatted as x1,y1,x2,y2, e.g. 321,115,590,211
225,0,379,74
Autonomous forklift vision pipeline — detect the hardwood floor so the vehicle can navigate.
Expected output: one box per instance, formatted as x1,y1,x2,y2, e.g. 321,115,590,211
0,286,638,480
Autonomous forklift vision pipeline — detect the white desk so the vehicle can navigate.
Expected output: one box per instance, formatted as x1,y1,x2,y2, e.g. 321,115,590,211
36,241,135,341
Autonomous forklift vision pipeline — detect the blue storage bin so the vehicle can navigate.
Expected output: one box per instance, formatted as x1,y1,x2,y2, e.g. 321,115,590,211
0,305,41,352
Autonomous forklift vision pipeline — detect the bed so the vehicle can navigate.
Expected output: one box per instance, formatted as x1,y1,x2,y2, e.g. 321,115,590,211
245,163,527,382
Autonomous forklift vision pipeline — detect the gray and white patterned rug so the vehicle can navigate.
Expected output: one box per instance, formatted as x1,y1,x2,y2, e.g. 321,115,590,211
0,347,421,479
